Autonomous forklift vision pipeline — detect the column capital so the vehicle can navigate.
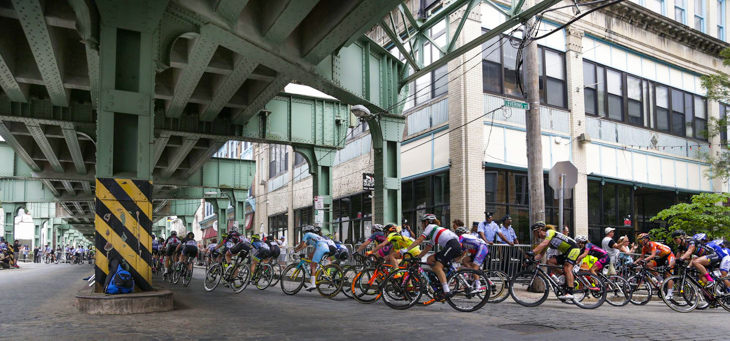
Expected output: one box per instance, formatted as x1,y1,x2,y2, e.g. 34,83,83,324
566,28,584,53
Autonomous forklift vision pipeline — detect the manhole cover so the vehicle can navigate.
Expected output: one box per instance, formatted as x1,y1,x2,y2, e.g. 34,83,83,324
498,324,556,334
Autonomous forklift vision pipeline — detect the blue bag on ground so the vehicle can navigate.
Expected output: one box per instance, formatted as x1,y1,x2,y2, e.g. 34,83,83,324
105,265,134,294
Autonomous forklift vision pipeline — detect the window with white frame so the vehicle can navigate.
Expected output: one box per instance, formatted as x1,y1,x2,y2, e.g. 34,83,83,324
694,0,705,32
675,0,686,24
719,0,726,40
268,144,288,178
647,0,665,14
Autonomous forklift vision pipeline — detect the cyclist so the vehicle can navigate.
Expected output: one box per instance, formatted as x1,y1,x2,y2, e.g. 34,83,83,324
719,239,730,293
162,231,181,276
264,236,281,264
574,235,610,276
151,234,160,268
370,224,420,268
292,225,329,291
400,214,462,301
205,238,221,266
530,221,580,300
330,239,350,264
175,232,198,273
320,233,340,264
355,224,392,261
637,232,675,298
454,226,488,291
677,231,727,287
250,234,271,280
215,228,250,267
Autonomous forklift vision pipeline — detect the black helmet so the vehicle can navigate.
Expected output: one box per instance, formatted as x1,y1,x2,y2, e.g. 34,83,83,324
171,231,177,236
670,230,686,239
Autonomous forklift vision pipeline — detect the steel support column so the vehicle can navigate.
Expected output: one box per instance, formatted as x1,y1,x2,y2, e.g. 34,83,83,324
366,114,405,225
2,203,22,242
295,146,335,234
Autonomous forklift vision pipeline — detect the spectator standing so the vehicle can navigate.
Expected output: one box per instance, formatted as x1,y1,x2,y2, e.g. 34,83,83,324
22,245,29,262
471,222,480,237
13,240,20,265
477,212,510,245
33,246,39,263
562,226,571,238
496,215,518,245
601,227,630,275
401,224,414,239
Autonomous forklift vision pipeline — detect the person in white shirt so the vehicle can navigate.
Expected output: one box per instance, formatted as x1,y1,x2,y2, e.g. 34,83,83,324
601,227,630,275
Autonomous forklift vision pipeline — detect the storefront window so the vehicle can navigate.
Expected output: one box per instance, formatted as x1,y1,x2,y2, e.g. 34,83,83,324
402,171,451,237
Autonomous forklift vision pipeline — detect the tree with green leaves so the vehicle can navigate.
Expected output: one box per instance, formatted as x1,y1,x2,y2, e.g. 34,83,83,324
700,48,730,180
650,193,730,245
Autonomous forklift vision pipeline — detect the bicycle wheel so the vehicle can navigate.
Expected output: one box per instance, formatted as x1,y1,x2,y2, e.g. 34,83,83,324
573,272,606,309
485,270,509,303
351,267,382,304
281,263,305,295
381,268,423,310
446,269,491,312
341,265,359,299
256,264,273,290
172,262,182,284
717,277,730,312
230,265,251,294
417,270,438,306
627,275,652,305
317,264,344,298
269,262,282,287
605,275,632,307
510,270,549,307
183,263,193,287
660,275,699,313
204,264,222,291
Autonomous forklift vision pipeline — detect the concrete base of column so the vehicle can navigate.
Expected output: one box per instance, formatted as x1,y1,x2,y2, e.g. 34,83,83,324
76,287,173,315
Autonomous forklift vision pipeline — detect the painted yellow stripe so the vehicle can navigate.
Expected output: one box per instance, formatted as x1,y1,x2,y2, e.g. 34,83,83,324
96,182,152,252
115,178,149,203
95,251,109,275
95,212,151,280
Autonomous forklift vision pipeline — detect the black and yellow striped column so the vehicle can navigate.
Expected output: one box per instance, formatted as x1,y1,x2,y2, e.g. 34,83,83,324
94,178,153,292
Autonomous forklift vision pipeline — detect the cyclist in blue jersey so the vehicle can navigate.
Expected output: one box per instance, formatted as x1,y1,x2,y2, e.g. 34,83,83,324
293,225,329,290
674,231,720,286
454,226,488,291
151,234,161,267
250,234,271,280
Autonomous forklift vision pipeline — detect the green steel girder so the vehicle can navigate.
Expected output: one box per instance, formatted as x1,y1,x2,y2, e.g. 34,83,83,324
166,29,218,118
0,179,57,203
262,0,320,44
61,123,88,175
153,199,200,219
0,122,41,172
212,0,249,28
26,123,64,173
161,137,199,178
366,113,405,225
0,36,29,103
11,0,69,107
156,92,351,148
199,57,258,121
68,0,101,109
94,0,170,33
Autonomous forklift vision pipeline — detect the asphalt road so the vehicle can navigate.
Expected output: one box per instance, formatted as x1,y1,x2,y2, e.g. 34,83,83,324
1,263,728,340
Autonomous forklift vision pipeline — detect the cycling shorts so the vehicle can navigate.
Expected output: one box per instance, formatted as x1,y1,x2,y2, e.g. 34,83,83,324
649,253,675,269
165,244,179,256
704,253,722,268
182,245,198,258
592,254,610,270
229,242,250,256
375,244,393,258
334,248,350,261
268,245,280,259
151,249,159,256
253,249,271,261
312,242,331,263
468,244,489,266
555,247,581,266
434,239,462,266
50,250,55,254
720,255,730,273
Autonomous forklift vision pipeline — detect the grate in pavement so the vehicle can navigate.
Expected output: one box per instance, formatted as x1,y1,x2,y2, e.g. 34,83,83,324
497,323,556,334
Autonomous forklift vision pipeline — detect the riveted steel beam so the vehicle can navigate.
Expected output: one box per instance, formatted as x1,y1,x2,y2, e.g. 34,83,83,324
81,181,92,196
61,123,87,175
304,0,404,63
153,132,171,167
162,137,199,178
41,179,60,196
0,122,40,172
68,0,100,109
379,19,420,72
26,123,64,173
447,0,480,52
232,75,289,125
0,44,28,102
166,28,218,118
72,201,85,215
183,140,226,178
263,0,320,43
213,0,249,28
12,0,69,107
200,57,258,122
61,180,76,197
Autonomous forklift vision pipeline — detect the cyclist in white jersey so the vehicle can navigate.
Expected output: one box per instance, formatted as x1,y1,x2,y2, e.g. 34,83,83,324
401,214,462,301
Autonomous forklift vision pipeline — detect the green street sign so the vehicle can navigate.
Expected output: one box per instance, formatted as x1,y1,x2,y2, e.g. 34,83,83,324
504,99,529,110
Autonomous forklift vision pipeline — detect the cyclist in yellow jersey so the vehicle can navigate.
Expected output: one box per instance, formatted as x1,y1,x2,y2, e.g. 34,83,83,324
529,222,580,300
371,224,420,268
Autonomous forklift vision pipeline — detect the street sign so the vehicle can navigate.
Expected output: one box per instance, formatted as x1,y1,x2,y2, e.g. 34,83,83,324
314,210,324,225
549,161,578,199
363,173,375,191
314,196,324,210
504,99,529,110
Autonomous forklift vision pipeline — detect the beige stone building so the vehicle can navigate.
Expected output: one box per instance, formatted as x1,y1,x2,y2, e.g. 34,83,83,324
251,0,730,247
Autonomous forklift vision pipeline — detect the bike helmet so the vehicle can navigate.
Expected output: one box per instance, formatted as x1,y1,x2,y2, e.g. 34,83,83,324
314,226,322,234
384,224,397,234
325,234,333,240
671,229,686,239
531,221,547,230
638,233,650,240
186,232,194,238
230,226,239,233
251,234,260,241
693,233,708,241
421,214,437,222
170,231,177,236
371,224,384,232
302,225,316,233
454,226,469,235
575,235,588,243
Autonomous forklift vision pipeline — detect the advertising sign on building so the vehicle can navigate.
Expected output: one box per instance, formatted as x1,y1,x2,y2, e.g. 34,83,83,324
314,196,324,210
363,173,375,191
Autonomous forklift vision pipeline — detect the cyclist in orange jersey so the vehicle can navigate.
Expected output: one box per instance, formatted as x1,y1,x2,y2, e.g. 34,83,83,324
634,233,676,299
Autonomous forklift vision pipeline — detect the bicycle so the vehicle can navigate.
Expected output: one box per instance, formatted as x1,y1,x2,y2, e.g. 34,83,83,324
340,252,370,299
173,253,195,287
659,259,730,313
267,258,283,287
624,263,670,305
246,255,273,290
510,252,607,309
204,251,250,293
351,255,399,304
280,254,344,298
381,254,491,312
151,257,161,277
592,269,633,306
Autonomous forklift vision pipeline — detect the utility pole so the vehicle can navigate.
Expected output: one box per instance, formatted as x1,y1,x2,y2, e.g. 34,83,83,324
524,0,546,228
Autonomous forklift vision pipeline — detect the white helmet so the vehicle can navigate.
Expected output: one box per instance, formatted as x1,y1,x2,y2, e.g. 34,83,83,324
575,235,588,243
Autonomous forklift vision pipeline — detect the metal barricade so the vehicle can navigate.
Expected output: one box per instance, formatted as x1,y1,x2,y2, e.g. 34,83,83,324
484,244,533,278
